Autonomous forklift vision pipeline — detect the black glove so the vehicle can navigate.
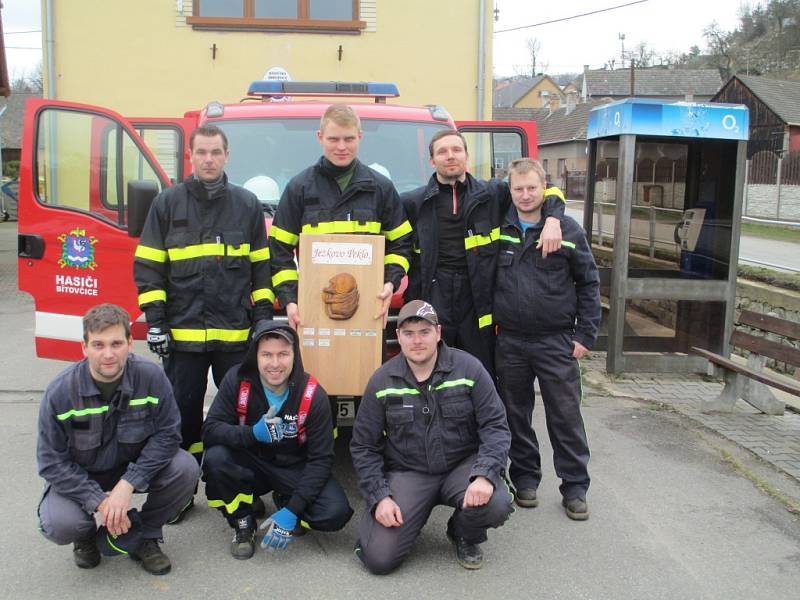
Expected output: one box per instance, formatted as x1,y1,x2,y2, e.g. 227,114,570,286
146,327,171,358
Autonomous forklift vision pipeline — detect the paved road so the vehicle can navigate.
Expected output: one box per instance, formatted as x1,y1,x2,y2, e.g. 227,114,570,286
2,221,800,599
565,205,800,272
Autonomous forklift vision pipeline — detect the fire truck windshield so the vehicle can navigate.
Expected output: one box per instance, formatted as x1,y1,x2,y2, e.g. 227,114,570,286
215,118,450,206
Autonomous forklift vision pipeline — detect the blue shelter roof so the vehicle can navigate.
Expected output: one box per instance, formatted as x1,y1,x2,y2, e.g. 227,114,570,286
587,98,749,141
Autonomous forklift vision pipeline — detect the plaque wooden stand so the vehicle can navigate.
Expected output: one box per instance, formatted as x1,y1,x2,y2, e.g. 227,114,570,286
297,233,384,395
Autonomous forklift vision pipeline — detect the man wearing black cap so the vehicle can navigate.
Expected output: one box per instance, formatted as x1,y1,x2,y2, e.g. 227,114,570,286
351,300,512,573
202,320,353,559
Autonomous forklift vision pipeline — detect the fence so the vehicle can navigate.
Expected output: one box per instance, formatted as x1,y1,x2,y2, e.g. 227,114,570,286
564,152,800,222
744,150,800,221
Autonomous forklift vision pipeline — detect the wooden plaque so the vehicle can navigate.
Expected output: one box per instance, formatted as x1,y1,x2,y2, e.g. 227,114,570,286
297,233,384,395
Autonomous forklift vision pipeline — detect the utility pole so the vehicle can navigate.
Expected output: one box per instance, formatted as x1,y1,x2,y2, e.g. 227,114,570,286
619,33,626,69
630,58,636,97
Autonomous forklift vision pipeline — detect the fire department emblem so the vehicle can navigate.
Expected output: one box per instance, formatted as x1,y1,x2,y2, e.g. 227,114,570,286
58,228,98,270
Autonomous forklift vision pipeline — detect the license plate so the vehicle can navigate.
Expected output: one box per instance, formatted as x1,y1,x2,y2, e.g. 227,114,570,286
337,400,355,425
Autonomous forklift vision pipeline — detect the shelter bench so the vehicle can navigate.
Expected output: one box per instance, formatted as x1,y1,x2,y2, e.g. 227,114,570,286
691,310,800,415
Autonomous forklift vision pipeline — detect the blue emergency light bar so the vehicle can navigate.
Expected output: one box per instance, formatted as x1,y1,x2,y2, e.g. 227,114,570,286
587,98,749,141
247,81,400,103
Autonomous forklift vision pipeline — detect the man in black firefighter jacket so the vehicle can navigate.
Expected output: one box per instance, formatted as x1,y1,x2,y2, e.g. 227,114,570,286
494,158,600,519
134,124,273,520
351,300,512,573
401,129,566,375
202,320,353,559
269,103,412,330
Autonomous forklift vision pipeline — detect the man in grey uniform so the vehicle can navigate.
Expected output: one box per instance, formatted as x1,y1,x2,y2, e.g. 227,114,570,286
351,300,512,573
36,303,199,575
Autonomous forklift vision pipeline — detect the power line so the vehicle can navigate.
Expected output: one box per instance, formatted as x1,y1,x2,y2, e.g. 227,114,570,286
5,29,42,34
495,0,649,34
5,46,42,50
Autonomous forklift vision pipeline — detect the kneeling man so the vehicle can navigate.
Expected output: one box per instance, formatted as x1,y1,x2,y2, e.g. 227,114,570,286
202,321,353,559
351,300,512,573
37,303,199,575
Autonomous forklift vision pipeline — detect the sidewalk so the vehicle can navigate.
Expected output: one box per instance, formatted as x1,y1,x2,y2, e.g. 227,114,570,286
582,352,800,481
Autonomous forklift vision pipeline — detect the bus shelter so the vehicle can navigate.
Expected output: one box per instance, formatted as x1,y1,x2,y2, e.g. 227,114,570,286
584,99,749,374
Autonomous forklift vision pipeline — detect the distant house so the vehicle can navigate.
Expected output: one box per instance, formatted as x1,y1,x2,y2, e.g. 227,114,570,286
712,75,800,156
493,95,605,196
0,92,38,165
713,75,800,215
493,75,564,109
578,66,722,102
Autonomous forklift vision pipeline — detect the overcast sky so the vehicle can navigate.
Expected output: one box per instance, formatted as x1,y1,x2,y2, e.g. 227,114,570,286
2,0,746,80
494,0,744,76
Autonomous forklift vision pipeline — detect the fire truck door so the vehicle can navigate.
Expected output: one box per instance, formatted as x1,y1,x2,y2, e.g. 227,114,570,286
17,99,172,360
456,121,537,180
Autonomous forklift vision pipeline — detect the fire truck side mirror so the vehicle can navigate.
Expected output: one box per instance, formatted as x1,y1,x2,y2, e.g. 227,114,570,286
127,180,160,238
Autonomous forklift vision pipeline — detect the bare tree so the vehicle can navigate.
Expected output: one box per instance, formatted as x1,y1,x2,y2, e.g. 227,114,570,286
704,21,734,78
526,37,542,77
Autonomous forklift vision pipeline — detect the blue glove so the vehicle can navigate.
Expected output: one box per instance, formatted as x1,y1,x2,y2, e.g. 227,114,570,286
252,408,285,444
260,507,297,550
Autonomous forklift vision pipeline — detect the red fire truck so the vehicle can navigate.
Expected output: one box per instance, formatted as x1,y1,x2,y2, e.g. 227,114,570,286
17,81,536,369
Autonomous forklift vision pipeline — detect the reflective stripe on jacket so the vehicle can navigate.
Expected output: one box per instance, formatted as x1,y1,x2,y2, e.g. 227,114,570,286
133,175,273,352
494,206,601,348
269,157,412,308
402,173,567,331
36,354,182,513
350,342,510,510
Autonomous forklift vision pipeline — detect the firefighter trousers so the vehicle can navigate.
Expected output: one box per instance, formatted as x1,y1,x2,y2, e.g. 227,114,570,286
202,444,353,530
356,454,513,575
38,450,199,544
164,349,246,464
495,331,590,499
428,269,494,377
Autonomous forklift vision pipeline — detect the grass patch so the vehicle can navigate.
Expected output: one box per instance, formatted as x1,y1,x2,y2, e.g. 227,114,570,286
719,448,800,515
737,264,800,292
741,221,800,243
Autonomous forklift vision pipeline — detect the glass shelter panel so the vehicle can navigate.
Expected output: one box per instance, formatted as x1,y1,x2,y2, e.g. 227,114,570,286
621,299,726,355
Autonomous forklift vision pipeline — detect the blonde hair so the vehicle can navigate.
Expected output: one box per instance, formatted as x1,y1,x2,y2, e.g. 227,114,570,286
320,103,361,131
508,158,546,186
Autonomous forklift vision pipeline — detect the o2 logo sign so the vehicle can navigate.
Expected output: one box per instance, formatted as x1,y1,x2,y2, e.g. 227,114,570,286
722,114,738,132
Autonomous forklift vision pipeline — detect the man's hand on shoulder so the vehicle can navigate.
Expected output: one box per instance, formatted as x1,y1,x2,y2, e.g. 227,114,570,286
374,496,403,528
463,476,494,508
537,216,563,258
97,479,134,536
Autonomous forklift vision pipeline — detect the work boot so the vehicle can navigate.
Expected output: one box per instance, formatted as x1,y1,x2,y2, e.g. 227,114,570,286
272,490,290,510
166,497,194,525
562,496,590,521
130,539,172,575
446,529,483,570
230,515,256,560
515,488,539,508
73,536,101,569
95,509,144,557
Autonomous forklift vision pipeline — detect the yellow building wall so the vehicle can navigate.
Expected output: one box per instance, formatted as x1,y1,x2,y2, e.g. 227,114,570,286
515,78,563,109
42,0,493,121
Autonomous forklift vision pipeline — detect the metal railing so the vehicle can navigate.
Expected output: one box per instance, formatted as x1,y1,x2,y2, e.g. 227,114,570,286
567,200,800,274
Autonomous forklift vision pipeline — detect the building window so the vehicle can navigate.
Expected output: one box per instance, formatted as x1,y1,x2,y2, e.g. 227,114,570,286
189,0,365,32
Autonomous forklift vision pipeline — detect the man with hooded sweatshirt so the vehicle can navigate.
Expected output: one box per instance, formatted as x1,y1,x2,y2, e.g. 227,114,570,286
202,321,353,559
